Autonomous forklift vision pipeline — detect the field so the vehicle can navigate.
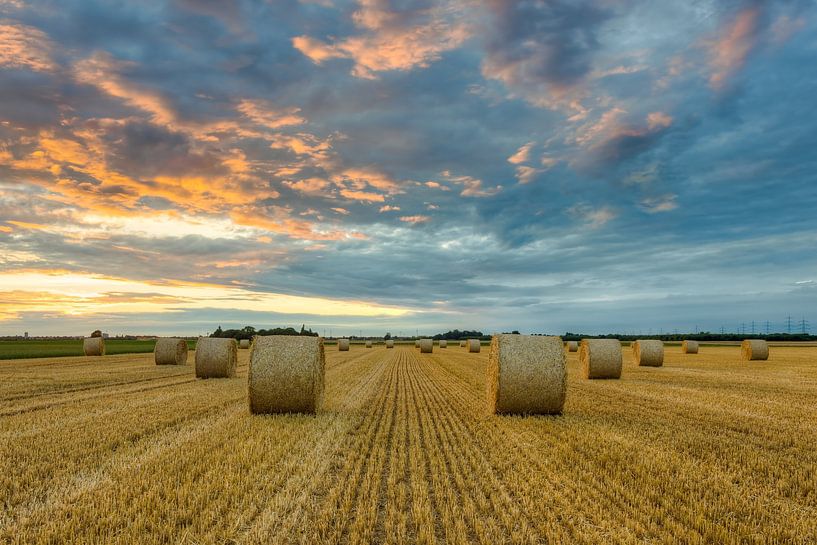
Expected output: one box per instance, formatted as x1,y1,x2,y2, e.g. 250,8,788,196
0,339,197,360
1,345,816,544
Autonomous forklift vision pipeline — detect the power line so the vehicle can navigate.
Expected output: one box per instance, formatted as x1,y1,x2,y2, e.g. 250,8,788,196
799,317,810,334
787,315,793,334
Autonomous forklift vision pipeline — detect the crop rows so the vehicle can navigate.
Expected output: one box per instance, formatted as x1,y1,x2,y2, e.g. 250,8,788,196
1,345,815,543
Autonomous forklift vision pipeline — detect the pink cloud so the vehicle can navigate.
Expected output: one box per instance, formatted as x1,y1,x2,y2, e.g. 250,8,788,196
438,171,502,198
507,142,534,165
237,99,305,129
292,0,469,79
707,7,760,90
399,215,431,224
0,21,55,72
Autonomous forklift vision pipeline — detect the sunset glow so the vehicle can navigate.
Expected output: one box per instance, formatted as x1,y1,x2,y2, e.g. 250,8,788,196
1,1,815,335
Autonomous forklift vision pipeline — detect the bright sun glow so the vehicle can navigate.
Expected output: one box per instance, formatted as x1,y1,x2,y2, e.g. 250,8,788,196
0,271,411,321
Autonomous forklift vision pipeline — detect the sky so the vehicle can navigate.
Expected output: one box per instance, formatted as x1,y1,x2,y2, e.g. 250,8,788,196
1,0,816,337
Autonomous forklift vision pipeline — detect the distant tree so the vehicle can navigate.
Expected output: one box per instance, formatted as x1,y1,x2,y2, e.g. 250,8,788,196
384,332,392,340
90,330,102,338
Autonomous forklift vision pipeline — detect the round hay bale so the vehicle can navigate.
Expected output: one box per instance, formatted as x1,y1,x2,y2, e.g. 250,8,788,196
195,337,237,378
682,340,699,354
565,341,578,352
419,339,433,353
83,337,105,356
487,334,566,415
154,338,188,365
415,339,420,348
632,340,664,367
239,339,250,349
365,340,373,348
338,339,350,351
439,340,447,348
385,340,394,348
248,335,324,414
579,339,622,379
467,339,481,353
460,340,466,348
742,339,769,361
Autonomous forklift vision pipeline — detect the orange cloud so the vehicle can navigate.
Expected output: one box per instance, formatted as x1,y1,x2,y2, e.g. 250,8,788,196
333,167,401,193
439,171,502,198
507,142,534,164
0,21,55,72
0,270,411,320
707,7,760,90
515,166,541,184
74,52,177,125
339,189,385,202
293,1,469,78
237,99,305,129
230,208,365,241
283,177,330,196
399,215,430,224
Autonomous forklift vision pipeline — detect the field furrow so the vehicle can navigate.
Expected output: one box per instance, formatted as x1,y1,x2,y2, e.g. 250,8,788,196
1,344,815,544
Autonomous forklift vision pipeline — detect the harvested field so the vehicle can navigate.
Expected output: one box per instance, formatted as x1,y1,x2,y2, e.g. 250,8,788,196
1,345,816,543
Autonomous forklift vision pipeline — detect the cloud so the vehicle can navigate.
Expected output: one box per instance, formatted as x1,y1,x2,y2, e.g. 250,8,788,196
399,215,430,224
639,194,678,214
0,20,55,72
379,204,400,212
514,165,541,184
425,181,450,191
568,203,616,228
480,0,612,109
74,52,177,126
571,110,674,172
507,141,534,164
237,99,305,129
707,7,761,90
293,0,469,78
439,171,502,197
0,270,411,321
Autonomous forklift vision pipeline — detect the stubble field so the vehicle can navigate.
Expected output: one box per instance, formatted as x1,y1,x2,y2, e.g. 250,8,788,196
1,345,816,544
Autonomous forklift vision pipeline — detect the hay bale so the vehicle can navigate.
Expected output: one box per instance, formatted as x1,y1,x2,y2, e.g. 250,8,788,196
248,335,324,414
579,339,622,379
419,338,433,353
338,339,350,351
460,340,466,347
487,334,566,415
565,341,578,352
682,340,699,354
415,339,420,348
467,339,481,353
195,337,237,378
239,339,250,349
154,338,188,365
742,339,769,361
83,337,105,356
632,340,664,367
365,340,373,348
386,340,394,348
439,340,447,348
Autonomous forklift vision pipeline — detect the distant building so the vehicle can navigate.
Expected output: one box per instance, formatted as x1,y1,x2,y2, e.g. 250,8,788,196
102,333,110,339
24,332,29,338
